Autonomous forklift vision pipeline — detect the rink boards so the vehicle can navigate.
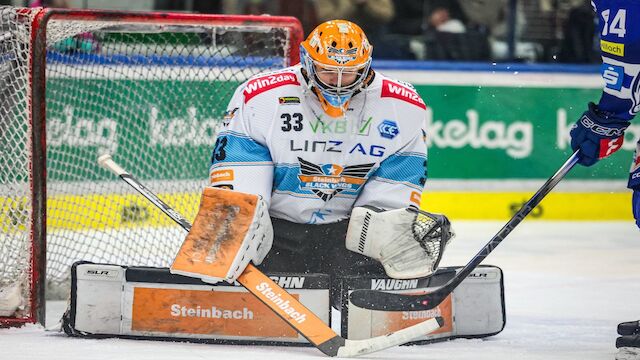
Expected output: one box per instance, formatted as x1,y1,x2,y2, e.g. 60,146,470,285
3,62,636,233
0,187,632,234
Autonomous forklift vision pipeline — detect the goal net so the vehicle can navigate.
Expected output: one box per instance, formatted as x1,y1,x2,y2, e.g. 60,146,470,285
0,6,302,326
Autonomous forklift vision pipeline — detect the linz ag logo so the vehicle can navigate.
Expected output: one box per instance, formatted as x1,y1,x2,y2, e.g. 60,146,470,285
378,120,399,139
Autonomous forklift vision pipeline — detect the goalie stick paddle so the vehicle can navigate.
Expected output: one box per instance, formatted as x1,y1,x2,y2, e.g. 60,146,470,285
97,154,444,357
349,151,581,312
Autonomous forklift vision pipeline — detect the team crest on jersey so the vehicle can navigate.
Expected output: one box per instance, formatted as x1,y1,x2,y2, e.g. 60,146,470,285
243,72,300,103
297,157,374,201
381,79,426,109
223,107,238,126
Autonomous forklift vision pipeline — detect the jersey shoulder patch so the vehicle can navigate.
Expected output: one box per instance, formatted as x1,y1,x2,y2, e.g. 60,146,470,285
243,71,300,103
380,79,426,110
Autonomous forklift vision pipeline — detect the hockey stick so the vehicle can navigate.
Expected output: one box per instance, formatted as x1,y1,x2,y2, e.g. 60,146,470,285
349,151,581,311
97,154,443,357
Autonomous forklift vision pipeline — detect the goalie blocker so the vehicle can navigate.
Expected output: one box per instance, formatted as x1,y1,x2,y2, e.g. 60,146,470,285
62,262,504,345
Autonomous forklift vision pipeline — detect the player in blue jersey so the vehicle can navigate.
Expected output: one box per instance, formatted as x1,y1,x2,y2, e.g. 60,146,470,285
568,1,640,358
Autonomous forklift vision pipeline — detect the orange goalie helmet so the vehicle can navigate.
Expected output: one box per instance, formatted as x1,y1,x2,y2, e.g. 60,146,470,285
300,20,373,117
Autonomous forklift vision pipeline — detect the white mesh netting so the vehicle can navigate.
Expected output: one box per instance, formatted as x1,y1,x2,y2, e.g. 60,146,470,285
0,7,298,321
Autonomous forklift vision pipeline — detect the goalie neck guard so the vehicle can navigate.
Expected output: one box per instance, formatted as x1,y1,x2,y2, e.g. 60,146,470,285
300,20,372,118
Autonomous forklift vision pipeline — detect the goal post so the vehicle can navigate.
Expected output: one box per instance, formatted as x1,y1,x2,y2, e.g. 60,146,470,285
0,6,303,327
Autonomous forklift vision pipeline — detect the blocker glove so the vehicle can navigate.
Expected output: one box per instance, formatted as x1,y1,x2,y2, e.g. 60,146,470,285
570,102,630,166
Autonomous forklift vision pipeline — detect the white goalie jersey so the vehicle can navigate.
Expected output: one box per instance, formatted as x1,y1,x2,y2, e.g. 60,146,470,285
209,65,428,224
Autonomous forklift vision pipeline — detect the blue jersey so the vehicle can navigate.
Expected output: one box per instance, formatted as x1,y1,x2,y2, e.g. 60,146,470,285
592,0,640,188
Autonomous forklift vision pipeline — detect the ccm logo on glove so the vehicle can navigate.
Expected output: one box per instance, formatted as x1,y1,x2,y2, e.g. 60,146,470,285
579,116,627,137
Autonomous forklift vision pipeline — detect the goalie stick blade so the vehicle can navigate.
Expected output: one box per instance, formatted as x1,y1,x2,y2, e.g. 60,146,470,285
348,288,448,311
337,317,444,357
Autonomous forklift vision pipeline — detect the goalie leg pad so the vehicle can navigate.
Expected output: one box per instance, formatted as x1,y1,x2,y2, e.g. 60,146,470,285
63,262,330,346
338,265,505,344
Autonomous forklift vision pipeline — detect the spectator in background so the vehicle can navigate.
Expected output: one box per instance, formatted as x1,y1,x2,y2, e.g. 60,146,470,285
456,0,527,61
456,0,525,41
387,0,425,36
557,0,598,63
427,5,465,34
222,0,317,35
154,0,223,14
420,0,490,61
313,0,395,57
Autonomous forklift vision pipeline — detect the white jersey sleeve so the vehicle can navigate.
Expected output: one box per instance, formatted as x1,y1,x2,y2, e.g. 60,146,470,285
354,78,428,210
209,81,274,204
354,129,427,210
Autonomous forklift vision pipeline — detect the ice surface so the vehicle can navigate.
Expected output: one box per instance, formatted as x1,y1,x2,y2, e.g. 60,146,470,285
1,221,638,360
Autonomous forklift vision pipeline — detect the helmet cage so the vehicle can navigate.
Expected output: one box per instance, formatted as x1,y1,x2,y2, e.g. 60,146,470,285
301,44,372,109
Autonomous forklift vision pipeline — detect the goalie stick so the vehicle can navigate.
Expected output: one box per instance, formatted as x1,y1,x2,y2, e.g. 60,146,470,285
349,151,580,311
97,154,443,357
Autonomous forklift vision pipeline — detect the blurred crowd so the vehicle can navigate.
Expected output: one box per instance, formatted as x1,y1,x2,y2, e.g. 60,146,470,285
8,0,600,63
160,0,601,63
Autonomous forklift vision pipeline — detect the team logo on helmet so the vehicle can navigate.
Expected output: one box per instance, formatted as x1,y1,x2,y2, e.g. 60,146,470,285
327,46,358,64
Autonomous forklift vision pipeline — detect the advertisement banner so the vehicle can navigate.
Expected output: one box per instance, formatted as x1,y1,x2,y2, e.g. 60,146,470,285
44,74,638,182
415,85,639,180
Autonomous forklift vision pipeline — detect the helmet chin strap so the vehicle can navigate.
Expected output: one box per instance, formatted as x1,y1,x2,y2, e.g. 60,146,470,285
312,86,350,118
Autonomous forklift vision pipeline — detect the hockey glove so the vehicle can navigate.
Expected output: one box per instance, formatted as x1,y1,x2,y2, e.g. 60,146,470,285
345,206,454,279
570,102,630,166
171,187,273,284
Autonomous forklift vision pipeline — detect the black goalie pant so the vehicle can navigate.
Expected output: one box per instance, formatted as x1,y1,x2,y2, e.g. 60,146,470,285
258,217,386,308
